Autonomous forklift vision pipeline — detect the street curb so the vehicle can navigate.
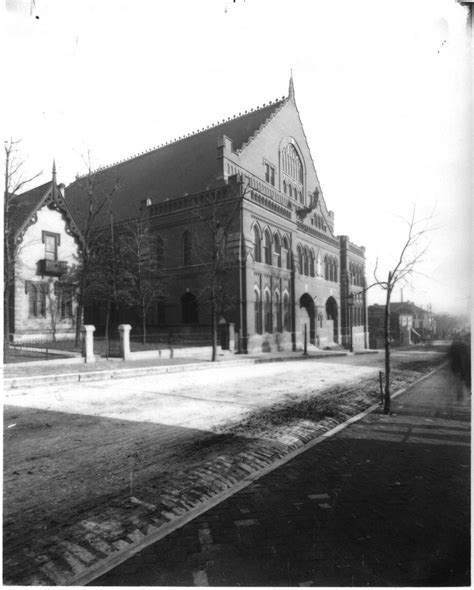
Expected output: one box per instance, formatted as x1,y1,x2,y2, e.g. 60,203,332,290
3,351,350,391
64,361,448,586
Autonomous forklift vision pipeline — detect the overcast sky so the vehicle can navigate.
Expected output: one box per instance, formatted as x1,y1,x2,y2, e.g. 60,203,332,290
5,0,472,316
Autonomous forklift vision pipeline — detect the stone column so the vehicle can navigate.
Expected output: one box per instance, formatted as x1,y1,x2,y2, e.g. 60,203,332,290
81,325,96,363
228,323,235,353
118,324,132,361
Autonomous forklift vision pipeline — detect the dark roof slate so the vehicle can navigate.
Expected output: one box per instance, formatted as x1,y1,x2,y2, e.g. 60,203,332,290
65,98,286,227
8,181,52,238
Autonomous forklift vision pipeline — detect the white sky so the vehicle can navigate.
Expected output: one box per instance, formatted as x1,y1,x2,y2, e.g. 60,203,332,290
4,0,472,316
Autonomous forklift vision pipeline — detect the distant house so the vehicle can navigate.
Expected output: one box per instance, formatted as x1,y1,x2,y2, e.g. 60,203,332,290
368,302,434,349
7,165,83,342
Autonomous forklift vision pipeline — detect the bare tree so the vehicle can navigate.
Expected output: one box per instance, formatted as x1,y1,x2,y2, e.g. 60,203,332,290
68,153,120,345
190,188,244,361
3,138,41,349
371,206,435,414
119,216,168,343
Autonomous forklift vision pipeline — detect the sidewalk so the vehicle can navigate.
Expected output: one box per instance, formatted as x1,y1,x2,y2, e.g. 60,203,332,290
3,349,354,389
3,361,465,586
91,364,470,587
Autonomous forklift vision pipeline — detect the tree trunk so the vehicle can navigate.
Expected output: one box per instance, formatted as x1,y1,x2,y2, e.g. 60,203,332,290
211,295,217,362
383,272,392,414
75,303,83,347
142,309,146,345
4,285,10,351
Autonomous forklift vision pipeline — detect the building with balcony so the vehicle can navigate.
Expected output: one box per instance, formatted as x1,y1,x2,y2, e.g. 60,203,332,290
6,165,82,342
64,77,368,352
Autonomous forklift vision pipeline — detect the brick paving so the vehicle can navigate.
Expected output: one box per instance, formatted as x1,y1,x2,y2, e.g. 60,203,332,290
91,366,470,587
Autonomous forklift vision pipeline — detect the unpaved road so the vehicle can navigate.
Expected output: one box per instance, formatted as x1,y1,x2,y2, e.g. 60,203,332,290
3,351,443,568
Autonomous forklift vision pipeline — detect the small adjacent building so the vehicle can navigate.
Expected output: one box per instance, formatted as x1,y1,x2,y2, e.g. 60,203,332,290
7,165,82,342
368,301,434,349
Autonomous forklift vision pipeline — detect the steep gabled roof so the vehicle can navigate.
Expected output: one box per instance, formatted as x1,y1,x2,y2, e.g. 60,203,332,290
8,180,83,249
8,181,52,238
65,98,287,227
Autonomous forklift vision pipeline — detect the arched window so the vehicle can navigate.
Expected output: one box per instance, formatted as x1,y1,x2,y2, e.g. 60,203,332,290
182,230,192,266
333,260,338,283
283,292,291,332
264,230,272,265
253,226,261,263
297,245,303,274
181,292,198,324
318,313,323,328
254,289,262,334
324,255,329,280
309,250,315,277
275,291,282,332
303,247,309,276
281,143,304,202
274,234,281,268
156,235,164,267
282,144,303,183
283,236,290,269
264,290,272,333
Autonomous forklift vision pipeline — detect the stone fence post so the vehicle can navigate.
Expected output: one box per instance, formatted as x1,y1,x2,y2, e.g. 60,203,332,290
228,323,235,353
118,324,132,361
81,325,96,363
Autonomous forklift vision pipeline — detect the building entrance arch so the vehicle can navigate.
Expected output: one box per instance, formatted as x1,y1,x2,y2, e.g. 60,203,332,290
300,293,315,344
181,292,198,324
326,296,338,343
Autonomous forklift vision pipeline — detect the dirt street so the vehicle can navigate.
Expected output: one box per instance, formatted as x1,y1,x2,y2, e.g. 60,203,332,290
3,351,443,579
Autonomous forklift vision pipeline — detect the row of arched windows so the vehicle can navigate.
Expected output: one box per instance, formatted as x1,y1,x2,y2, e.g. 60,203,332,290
297,245,316,277
312,214,326,232
254,288,291,335
254,225,339,283
349,262,364,287
351,305,364,327
283,180,303,204
324,255,338,282
254,226,291,269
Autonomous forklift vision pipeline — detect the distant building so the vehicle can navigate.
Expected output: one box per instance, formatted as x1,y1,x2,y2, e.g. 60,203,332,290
7,166,82,342
368,301,434,349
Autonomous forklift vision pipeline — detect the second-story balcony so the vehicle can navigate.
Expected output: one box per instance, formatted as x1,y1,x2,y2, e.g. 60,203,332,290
39,259,68,276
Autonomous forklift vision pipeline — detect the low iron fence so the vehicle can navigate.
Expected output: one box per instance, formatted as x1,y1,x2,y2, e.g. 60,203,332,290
129,326,213,353
4,337,80,364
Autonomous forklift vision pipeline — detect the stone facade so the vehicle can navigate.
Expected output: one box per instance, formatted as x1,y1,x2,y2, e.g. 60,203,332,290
9,180,82,342
65,78,369,353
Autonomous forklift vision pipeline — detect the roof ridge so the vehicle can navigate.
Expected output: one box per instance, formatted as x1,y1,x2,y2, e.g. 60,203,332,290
75,96,287,179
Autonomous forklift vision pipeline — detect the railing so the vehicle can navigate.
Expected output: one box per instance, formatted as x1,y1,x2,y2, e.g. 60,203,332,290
129,326,213,352
39,259,68,276
4,337,80,364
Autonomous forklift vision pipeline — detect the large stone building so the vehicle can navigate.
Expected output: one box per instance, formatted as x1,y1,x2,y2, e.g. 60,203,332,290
7,166,82,342
64,77,368,353
7,78,368,351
